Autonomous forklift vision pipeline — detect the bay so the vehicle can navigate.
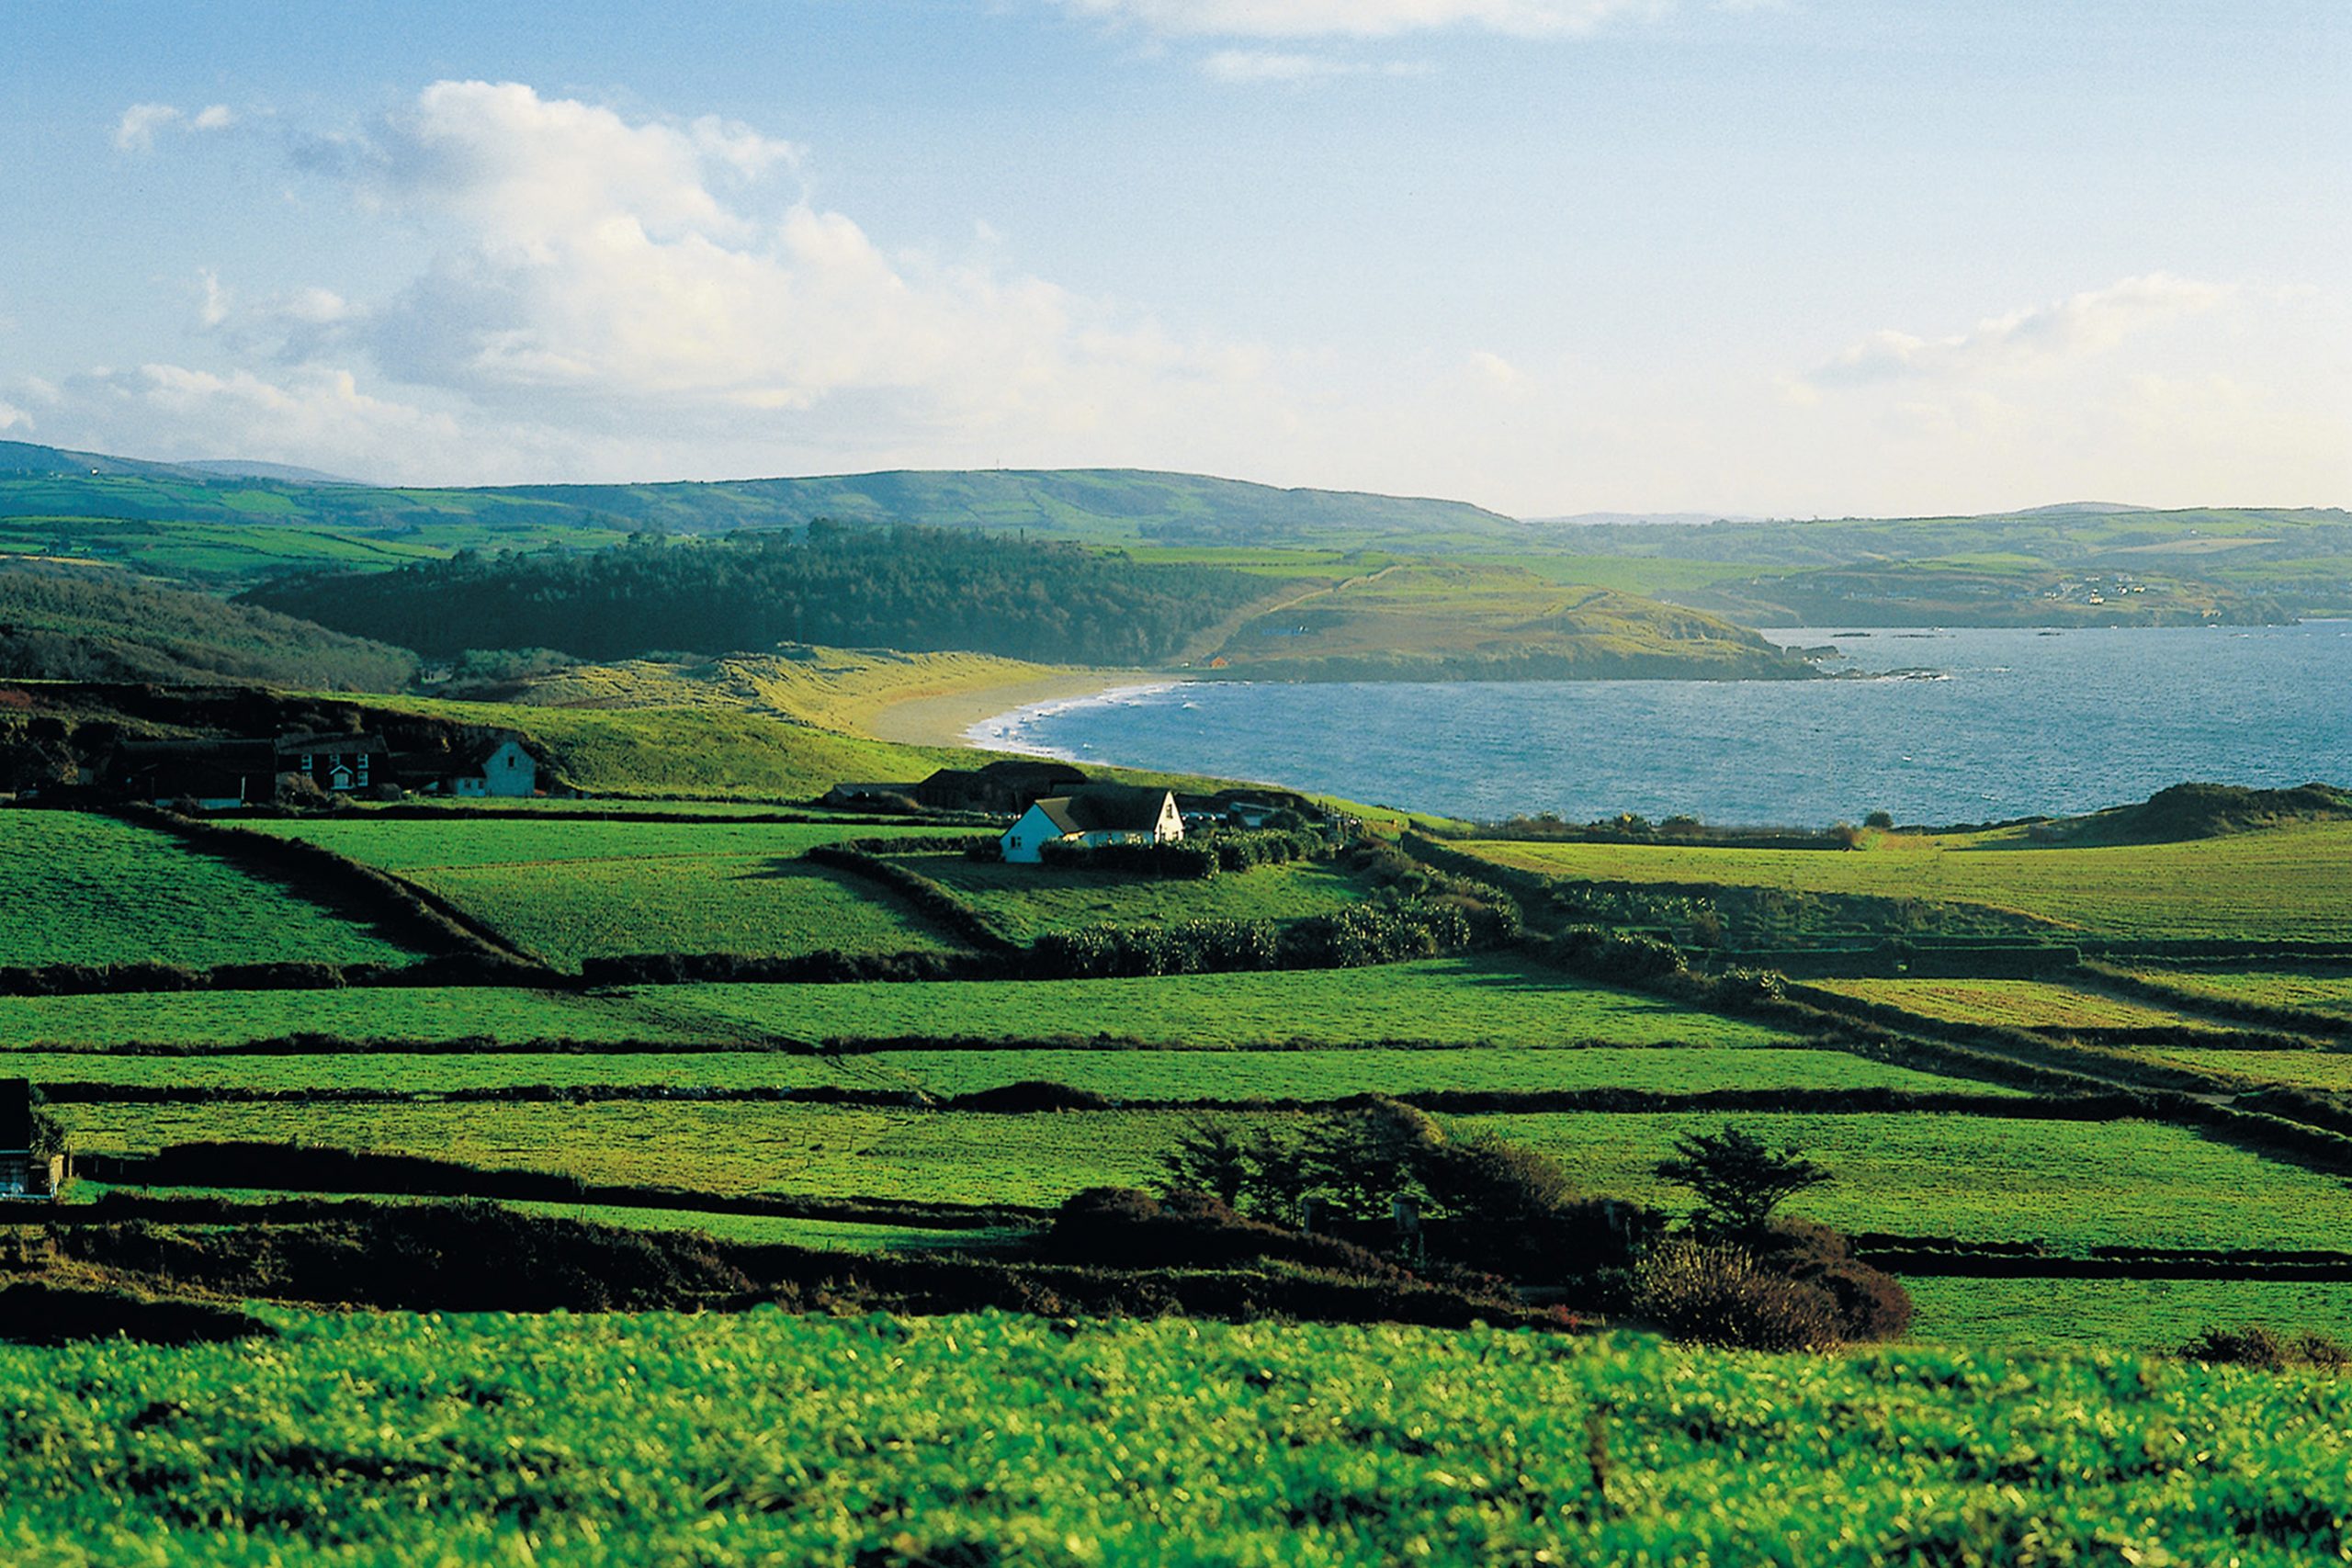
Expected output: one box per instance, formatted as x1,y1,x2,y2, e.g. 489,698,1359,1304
970,623,2352,826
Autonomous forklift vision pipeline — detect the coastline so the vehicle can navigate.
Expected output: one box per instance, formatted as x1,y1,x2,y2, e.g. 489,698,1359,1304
861,668,1165,750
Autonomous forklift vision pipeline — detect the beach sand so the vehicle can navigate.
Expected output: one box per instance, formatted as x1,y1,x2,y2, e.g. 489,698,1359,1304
861,669,1160,750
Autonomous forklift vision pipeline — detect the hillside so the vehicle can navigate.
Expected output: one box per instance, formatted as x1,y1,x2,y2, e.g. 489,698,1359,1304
0,563,415,690
1203,562,1815,680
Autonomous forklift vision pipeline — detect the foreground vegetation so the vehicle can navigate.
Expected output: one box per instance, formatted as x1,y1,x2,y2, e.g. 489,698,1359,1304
0,1308,2342,1566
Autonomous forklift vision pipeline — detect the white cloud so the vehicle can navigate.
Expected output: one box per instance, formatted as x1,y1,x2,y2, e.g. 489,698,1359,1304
1810,274,2232,387
1057,0,1661,39
197,270,231,329
116,100,240,152
113,103,182,152
0,400,28,433
1200,49,1433,81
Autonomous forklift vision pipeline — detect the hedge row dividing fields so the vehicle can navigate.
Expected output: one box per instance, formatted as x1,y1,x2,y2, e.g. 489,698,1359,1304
47,1100,2352,1254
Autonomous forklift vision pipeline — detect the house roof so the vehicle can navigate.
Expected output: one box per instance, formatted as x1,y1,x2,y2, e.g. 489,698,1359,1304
1029,785,1175,835
275,731,387,757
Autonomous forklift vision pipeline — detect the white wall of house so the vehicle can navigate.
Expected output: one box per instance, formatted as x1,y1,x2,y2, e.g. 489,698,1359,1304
1001,802,1058,863
480,739,537,797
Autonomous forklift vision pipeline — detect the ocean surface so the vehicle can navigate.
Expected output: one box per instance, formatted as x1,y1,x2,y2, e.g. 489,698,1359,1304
968,623,2352,825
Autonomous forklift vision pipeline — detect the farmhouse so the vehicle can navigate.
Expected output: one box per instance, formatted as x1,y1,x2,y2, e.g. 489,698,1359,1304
392,732,538,798
114,730,387,807
1001,785,1184,863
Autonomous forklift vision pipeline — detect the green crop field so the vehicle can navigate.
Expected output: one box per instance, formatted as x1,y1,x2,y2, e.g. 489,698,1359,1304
1461,820,2352,940
4,1042,1984,1100
2134,1046,2352,1091
1905,1276,2352,1351
0,811,417,968
886,852,1373,940
0,1309,2342,1567
1805,977,2217,1031
248,819,973,965
1463,1111,2352,1252
51,1101,2335,1251
0,961,1800,1050
2128,967,2352,1021
660,957,1802,1049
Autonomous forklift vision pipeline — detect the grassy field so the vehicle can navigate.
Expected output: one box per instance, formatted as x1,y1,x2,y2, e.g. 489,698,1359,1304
51,1102,2337,1251
248,819,973,965
888,851,1372,941
1805,977,2219,1031
2133,1047,2352,1091
0,1309,2342,1567
0,811,417,968
6,1043,1980,1100
1905,1276,2352,1351
1460,820,2352,940
2128,967,2352,1021
0,958,1800,1050
1464,1111,2352,1252
0,961,1800,1051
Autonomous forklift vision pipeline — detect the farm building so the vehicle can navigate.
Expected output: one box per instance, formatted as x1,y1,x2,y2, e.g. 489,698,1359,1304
1001,785,1184,863
918,759,1088,814
392,732,539,797
114,731,386,807
0,1078,43,1198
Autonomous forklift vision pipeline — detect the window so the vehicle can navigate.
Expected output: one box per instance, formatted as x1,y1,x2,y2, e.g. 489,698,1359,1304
300,754,312,772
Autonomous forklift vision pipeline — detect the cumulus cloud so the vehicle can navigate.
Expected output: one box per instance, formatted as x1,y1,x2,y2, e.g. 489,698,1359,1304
1057,0,1661,38
114,102,236,152
1810,274,2232,388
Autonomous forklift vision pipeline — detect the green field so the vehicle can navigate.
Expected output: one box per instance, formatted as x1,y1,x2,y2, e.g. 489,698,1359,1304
51,1101,2336,1251
1465,1111,2351,1252
6,1043,1979,1100
0,811,417,968
2135,1046,2352,1091
249,819,972,965
1905,1276,2352,1351
1806,977,2217,1031
1461,820,2352,940
0,958,1799,1050
2128,967,2352,1021
887,851,1373,941
0,1308,2341,1567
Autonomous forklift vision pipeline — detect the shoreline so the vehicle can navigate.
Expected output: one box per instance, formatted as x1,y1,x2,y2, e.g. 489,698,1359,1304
861,668,1169,750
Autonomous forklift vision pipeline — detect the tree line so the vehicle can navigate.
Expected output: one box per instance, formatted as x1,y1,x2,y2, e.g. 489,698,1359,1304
243,524,1270,665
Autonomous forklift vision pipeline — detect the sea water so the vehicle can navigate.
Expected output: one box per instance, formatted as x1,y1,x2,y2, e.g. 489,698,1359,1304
969,623,2352,825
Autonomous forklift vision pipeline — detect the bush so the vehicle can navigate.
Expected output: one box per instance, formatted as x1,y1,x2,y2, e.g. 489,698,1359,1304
1628,1239,1843,1352
2178,1325,2352,1371
1046,1187,1402,1279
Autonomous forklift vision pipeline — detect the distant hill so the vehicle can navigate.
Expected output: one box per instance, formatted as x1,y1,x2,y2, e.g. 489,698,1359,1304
177,459,371,486
0,563,415,690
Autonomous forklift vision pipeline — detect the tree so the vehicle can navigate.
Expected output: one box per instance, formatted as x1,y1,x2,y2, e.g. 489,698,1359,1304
1159,1117,1253,1209
1654,1123,1832,1237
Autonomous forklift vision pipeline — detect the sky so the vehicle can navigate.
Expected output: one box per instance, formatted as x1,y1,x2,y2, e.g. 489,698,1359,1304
1,0,2346,516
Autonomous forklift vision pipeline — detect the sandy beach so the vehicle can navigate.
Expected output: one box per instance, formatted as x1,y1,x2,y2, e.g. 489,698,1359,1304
860,668,1164,750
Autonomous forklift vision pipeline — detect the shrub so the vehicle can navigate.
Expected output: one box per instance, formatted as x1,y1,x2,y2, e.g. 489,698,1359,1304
1654,1123,1834,1238
2178,1325,2352,1371
1628,1239,1842,1352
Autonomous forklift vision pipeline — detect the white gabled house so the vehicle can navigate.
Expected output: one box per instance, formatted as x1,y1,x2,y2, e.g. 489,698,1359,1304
1001,786,1185,863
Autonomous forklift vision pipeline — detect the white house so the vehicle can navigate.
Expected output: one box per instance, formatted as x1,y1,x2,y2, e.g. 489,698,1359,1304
452,736,537,797
1001,786,1185,863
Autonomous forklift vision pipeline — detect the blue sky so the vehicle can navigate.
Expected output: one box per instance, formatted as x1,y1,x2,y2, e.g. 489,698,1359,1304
1,0,2344,514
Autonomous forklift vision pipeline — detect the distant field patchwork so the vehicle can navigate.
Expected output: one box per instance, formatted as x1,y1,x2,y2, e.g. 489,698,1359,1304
0,960,1802,1050
248,819,973,965
884,852,1371,942
2128,968,2352,1021
1460,822,2352,940
0,811,416,968
1805,978,2218,1032
51,1102,2336,1251
7,1043,1976,1100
